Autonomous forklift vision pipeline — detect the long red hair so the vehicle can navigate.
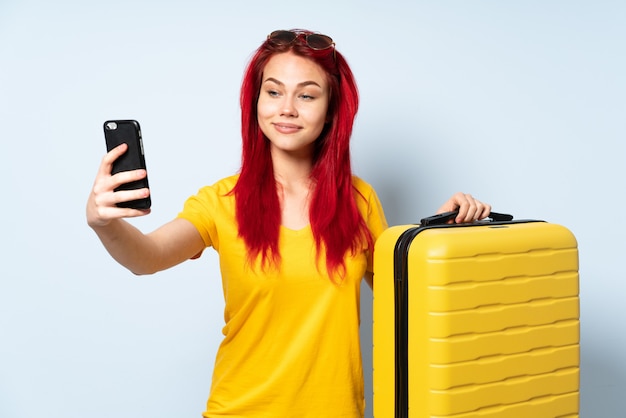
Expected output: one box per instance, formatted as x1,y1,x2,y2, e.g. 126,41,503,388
233,29,373,279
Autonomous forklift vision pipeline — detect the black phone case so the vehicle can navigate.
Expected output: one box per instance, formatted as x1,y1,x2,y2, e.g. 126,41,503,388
103,120,151,209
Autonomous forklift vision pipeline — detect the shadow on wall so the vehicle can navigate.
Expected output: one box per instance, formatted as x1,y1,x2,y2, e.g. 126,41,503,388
358,134,430,418
580,333,626,417
356,136,434,227
360,282,374,418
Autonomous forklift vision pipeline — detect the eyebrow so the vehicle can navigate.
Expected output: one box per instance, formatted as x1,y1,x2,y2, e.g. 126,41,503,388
263,77,322,89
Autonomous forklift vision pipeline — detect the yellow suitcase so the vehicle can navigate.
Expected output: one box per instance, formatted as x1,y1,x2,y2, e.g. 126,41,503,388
373,212,579,418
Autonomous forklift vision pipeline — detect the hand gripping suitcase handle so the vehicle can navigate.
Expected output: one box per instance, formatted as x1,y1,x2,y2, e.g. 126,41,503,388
420,211,514,226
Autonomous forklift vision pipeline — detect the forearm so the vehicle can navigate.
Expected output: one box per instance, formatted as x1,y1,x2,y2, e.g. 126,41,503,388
91,219,162,275
90,217,205,275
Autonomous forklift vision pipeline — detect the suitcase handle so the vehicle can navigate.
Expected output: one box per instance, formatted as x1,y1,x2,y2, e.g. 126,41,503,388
420,211,513,226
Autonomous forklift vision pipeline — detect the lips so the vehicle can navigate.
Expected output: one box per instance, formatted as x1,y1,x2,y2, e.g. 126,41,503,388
273,122,302,134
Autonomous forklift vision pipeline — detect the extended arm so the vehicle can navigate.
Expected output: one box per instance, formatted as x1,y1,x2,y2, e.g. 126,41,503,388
86,144,205,275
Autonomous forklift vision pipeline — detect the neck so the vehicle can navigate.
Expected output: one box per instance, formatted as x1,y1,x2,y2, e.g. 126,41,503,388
271,149,314,230
271,149,314,188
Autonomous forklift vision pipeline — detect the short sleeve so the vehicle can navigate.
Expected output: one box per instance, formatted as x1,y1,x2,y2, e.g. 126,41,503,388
176,175,239,251
177,187,218,248
365,186,388,243
352,176,388,273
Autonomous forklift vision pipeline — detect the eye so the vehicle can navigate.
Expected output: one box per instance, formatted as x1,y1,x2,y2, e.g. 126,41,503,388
266,89,280,97
299,93,315,101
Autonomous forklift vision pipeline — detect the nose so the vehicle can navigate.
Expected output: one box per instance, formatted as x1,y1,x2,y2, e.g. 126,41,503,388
280,96,298,117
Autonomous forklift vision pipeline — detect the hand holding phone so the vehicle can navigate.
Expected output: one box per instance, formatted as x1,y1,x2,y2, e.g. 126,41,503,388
103,120,151,209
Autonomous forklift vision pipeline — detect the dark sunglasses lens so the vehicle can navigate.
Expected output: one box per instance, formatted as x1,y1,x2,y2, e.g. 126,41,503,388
269,30,297,45
306,34,333,49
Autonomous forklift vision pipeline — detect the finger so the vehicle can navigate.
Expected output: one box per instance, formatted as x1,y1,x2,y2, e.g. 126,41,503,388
91,173,149,210
109,168,148,190
98,143,128,177
436,191,463,214
112,187,151,206
480,202,492,220
95,205,151,222
468,200,491,221
92,168,147,202
115,206,151,218
87,188,150,227
460,197,492,223
91,184,149,210
469,199,484,222
455,193,475,223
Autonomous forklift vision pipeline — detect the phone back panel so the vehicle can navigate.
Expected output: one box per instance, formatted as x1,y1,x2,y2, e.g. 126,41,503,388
103,120,150,209
373,220,580,417
104,120,146,174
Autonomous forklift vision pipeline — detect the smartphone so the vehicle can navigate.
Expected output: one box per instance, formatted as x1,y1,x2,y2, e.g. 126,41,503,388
103,119,151,209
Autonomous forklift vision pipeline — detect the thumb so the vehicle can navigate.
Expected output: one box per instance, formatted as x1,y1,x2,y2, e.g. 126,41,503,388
436,201,459,214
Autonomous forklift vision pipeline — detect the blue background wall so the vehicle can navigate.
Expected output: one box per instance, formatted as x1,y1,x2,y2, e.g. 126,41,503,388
1,1,624,417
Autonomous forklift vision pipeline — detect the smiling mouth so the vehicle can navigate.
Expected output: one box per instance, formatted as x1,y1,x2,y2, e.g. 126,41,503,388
273,123,302,133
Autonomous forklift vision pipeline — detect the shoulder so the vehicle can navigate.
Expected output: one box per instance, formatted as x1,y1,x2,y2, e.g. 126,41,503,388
180,174,239,214
194,174,240,198
351,175,388,241
211,174,240,193
351,175,378,201
178,175,240,238
351,175,386,216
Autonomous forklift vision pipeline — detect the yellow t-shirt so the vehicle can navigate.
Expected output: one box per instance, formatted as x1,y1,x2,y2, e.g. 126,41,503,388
178,174,388,418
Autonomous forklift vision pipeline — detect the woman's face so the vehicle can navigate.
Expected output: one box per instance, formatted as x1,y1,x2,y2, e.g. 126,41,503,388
257,52,330,159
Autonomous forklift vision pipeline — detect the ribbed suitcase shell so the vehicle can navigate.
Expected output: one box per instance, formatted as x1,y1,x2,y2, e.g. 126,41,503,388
373,220,579,418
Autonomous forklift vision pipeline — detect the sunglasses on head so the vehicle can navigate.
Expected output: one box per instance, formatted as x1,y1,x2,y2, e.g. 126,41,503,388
267,30,335,51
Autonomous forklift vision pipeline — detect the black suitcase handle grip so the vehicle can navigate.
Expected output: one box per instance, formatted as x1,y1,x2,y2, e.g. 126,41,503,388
420,211,513,226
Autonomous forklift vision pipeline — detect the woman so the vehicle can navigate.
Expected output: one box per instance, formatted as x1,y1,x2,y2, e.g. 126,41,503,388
87,29,490,418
